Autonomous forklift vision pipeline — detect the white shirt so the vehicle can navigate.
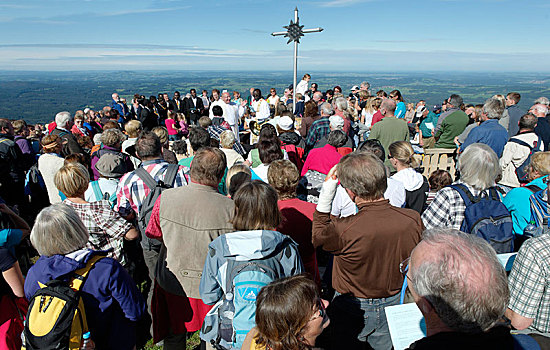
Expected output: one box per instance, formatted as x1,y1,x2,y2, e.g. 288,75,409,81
296,79,309,96
250,99,270,121
209,101,244,139
331,179,406,218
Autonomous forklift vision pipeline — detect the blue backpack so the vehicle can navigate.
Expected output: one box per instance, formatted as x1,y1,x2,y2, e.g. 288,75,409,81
215,250,286,350
450,184,514,253
528,180,550,231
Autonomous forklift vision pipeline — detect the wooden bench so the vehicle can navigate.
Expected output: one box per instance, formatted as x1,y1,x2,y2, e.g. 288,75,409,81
420,148,457,179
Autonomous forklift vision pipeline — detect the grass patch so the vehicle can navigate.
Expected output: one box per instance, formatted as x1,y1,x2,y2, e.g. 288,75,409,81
143,331,201,350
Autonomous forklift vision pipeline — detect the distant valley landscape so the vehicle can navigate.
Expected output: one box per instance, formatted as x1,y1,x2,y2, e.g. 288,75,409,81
0,71,549,124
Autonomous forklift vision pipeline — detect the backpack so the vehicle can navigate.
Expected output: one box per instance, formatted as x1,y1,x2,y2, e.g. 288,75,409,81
23,254,105,350
280,143,305,172
90,180,117,209
24,163,50,215
214,249,287,350
528,179,550,232
134,164,180,251
450,184,514,253
509,136,542,184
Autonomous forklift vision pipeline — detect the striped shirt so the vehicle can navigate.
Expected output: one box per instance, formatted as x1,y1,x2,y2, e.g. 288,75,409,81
116,159,188,218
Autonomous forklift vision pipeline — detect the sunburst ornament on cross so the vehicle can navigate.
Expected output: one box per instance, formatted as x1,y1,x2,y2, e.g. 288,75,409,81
272,7,323,111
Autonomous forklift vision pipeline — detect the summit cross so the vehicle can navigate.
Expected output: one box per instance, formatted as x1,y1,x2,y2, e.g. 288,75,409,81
272,7,323,111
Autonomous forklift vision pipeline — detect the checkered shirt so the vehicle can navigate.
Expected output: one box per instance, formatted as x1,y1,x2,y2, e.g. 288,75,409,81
508,234,550,333
116,159,189,218
207,125,246,155
421,181,484,230
64,199,132,265
305,117,331,148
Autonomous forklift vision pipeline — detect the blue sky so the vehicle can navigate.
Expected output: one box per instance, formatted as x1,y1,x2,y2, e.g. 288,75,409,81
1,0,549,72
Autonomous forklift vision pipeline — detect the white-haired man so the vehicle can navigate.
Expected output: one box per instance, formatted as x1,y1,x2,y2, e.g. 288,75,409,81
51,111,84,156
460,97,509,157
407,228,514,349
208,91,245,139
111,92,129,120
532,103,550,149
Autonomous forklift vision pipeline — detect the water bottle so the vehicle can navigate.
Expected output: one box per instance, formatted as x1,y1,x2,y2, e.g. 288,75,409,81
20,323,26,349
217,293,235,342
81,332,95,350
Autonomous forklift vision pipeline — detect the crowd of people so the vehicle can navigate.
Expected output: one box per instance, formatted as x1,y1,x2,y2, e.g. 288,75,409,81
1,74,550,350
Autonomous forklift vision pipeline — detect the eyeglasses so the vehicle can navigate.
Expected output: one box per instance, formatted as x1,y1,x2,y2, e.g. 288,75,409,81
399,257,410,275
310,299,326,321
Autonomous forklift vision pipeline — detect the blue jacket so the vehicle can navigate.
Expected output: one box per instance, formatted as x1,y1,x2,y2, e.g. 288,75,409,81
460,119,509,157
111,99,129,119
24,249,146,350
503,176,548,236
199,230,303,349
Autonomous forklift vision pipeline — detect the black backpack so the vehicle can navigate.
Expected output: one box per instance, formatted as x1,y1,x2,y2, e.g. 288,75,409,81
134,164,180,251
509,136,542,184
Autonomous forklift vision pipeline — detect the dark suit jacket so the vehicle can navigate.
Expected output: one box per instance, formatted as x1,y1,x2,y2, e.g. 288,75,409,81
140,107,159,132
170,99,184,113
184,96,204,117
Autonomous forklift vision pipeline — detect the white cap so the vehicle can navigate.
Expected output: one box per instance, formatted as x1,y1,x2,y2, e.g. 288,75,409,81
84,108,91,114
329,115,345,130
278,116,294,131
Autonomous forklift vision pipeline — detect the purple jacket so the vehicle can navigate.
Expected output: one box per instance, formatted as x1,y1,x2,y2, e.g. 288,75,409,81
25,250,146,350
14,136,33,155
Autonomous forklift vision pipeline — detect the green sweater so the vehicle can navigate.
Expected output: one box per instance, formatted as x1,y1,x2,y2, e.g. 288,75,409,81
435,110,469,149
369,116,409,166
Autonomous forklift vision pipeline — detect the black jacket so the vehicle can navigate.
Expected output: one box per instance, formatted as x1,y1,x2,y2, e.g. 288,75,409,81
51,128,84,157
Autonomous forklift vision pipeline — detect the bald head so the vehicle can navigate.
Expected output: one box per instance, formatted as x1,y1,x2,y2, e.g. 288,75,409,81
530,103,549,118
112,93,119,101
222,92,231,104
380,98,397,117
409,228,508,334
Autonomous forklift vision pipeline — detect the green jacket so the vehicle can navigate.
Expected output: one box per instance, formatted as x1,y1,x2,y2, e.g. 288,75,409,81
434,110,469,148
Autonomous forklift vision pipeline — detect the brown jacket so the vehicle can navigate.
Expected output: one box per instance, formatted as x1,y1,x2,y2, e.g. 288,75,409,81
159,182,234,298
313,199,423,299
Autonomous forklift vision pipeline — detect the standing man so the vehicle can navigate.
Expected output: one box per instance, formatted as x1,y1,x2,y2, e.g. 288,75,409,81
460,97,509,157
249,88,270,122
116,132,188,316
0,119,25,207
313,153,423,349
502,92,524,137
146,147,234,349
111,93,130,120
184,89,204,125
433,94,469,149
51,111,84,156
532,104,550,149
369,99,409,165
407,228,514,348
171,91,184,113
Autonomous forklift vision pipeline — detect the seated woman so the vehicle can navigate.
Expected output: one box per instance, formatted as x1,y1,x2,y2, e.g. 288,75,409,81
268,160,320,286
252,137,284,183
503,152,550,237
24,204,146,350
200,181,303,350
242,275,329,350
55,162,138,266
220,130,245,168
388,141,429,214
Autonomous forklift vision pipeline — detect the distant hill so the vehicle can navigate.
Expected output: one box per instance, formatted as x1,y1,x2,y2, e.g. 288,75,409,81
0,71,548,124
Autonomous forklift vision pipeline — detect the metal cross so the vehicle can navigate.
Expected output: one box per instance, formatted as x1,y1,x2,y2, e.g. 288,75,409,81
272,7,323,111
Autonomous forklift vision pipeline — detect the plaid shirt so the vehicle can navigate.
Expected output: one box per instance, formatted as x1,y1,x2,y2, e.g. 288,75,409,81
421,181,483,230
64,199,132,265
305,117,330,148
207,125,246,155
508,234,550,333
116,159,189,218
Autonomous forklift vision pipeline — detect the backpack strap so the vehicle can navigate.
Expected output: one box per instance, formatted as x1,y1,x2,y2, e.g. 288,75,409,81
509,138,532,150
525,185,543,194
134,166,158,190
90,181,103,202
164,164,180,187
69,254,106,292
449,183,475,206
487,187,501,201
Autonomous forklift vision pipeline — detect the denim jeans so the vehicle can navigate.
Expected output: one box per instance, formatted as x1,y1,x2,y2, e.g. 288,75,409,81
327,291,400,350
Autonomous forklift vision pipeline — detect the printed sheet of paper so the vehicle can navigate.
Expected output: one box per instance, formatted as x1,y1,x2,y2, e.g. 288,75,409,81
385,303,427,350
497,253,517,272
425,122,434,130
